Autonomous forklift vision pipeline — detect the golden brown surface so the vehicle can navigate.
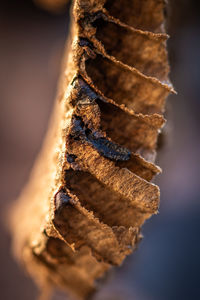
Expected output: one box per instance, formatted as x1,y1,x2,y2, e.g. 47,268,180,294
11,0,173,299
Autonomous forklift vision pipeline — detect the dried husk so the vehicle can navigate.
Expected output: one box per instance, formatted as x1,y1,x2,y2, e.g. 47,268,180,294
11,0,174,299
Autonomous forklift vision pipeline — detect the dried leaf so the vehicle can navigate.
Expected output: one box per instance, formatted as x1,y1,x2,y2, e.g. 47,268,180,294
11,0,174,299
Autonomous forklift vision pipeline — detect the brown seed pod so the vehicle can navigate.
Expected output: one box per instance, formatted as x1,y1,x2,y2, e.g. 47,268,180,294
11,0,174,299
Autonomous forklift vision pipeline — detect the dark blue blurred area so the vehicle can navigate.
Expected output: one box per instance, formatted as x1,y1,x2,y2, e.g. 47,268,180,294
0,1,200,299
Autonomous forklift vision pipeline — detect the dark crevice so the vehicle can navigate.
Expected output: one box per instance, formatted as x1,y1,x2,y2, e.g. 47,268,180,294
79,37,94,49
69,114,131,162
70,76,98,107
86,134,131,162
54,188,73,214
79,11,103,29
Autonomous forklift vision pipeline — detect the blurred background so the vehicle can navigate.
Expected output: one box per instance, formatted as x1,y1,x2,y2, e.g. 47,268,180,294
0,0,200,299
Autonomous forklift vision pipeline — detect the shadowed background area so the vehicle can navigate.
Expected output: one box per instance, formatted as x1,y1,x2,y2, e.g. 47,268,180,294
0,0,200,299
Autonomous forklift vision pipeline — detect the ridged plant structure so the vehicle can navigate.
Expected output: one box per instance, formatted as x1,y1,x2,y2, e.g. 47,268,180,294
11,0,174,299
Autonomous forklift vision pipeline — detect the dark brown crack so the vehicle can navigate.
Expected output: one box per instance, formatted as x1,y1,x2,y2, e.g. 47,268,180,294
69,114,131,162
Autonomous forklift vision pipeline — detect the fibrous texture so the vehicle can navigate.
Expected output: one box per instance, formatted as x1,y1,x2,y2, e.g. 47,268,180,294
11,0,174,299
